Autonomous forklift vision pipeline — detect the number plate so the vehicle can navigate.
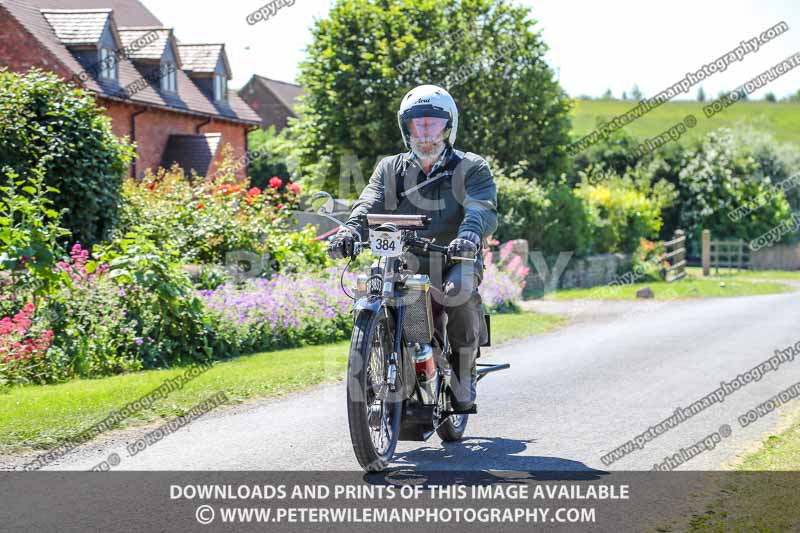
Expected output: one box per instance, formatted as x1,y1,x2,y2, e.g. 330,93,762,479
369,229,402,257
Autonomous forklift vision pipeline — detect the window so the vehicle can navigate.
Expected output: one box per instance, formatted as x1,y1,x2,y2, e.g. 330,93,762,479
161,63,177,93
98,48,117,80
214,73,227,102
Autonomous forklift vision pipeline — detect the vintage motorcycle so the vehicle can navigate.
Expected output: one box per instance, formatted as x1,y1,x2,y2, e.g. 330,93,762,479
311,192,509,472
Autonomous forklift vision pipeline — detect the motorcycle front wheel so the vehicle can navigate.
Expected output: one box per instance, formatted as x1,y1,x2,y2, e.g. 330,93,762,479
346,308,402,472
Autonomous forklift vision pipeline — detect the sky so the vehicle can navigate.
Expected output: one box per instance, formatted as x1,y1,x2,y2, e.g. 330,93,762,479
141,0,800,100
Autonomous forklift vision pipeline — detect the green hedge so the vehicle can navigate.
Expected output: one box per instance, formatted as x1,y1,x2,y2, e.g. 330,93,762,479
0,69,134,246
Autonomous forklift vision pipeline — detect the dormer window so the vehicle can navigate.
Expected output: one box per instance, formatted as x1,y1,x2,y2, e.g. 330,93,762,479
99,48,118,80
214,73,227,102
161,63,177,93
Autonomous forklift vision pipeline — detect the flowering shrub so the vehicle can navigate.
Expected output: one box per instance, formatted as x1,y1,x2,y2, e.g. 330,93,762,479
118,152,325,272
479,241,530,313
630,238,667,282
0,302,54,385
45,243,142,379
198,267,355,354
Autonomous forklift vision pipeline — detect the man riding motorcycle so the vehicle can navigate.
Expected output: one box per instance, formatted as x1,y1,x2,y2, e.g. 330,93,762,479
327,84,498,413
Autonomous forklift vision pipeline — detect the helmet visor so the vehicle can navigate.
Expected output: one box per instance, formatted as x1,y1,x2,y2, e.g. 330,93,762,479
405,117,449,141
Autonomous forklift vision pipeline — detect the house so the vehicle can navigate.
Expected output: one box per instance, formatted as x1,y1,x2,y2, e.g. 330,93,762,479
239,75,305,131
0,0,261,179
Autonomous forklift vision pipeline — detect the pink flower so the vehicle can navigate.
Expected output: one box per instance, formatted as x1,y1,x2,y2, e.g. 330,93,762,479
287,183,301,195
269,176,283,189
500,241,514,260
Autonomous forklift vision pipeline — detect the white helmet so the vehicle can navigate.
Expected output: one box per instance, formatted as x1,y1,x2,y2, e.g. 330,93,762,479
397,85,459,154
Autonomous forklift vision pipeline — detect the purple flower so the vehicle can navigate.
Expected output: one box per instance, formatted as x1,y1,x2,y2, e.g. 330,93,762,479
134,337,144,346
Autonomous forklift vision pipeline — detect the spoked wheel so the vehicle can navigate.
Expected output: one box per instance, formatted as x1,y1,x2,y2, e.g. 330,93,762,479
346,309,402,472
437,413,469,442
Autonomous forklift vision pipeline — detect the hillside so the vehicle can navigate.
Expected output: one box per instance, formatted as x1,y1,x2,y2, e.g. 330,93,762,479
571,99,800,147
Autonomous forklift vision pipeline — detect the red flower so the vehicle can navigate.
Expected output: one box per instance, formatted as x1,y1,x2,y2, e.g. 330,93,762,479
288,183,301,195
269,176,283,189
196,203,205,210
147,182,155,190
231,185,242,194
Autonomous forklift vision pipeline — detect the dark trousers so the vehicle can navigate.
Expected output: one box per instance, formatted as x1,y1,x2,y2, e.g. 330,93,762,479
431,259,484,387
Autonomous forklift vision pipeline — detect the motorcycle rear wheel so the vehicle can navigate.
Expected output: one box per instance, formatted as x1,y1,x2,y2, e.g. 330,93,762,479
437,413,468,441
346,309,402,472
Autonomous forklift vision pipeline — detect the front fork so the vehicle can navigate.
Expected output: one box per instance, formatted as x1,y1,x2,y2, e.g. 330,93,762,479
385,256,403,393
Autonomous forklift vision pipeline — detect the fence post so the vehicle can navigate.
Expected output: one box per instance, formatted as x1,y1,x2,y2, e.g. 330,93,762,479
675,230,685,281
702,229,711,276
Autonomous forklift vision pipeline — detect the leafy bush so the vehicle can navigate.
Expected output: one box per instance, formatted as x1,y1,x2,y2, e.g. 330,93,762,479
92,230,223,368
293,0,572,192
0,69,134,245
575,166,676,254
494,169,592,258
0,166,70,301
570,128,646,181
677,129,793,245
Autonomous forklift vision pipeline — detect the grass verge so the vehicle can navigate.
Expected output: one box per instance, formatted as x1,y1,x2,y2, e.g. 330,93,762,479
679,409,800,532
0,310,565,452
550,276,792,301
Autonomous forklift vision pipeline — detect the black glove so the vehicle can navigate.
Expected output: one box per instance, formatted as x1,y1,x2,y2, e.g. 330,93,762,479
327,229,356,260
448,232,480,261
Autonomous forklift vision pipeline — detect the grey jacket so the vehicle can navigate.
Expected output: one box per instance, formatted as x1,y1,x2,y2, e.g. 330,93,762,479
344,148,498,275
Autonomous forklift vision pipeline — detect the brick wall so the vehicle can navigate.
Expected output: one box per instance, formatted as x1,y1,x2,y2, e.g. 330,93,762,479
1,7,250,182
0,7,72,79
99,99,248,181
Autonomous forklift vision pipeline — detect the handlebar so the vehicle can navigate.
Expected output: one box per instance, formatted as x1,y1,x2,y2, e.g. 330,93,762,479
405,236,477,263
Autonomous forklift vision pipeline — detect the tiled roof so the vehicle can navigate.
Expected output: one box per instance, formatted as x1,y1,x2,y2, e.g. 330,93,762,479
41,9,111,46
161,134,222,177
179,44,226,75
27,0,160,26
255,75,305,113
118,27,171,61
1,0,260,125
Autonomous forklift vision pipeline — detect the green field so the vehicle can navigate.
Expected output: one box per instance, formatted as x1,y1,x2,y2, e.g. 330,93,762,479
0,311,565,452
571,99,800,147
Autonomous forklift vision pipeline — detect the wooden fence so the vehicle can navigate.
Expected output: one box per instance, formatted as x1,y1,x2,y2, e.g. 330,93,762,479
701,229,750,275
663,230,687,282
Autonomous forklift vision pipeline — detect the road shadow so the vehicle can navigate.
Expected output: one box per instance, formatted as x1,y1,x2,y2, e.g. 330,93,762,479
364,436,608,485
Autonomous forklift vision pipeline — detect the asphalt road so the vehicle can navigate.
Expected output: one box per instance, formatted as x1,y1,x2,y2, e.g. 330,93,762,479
38,289,800,472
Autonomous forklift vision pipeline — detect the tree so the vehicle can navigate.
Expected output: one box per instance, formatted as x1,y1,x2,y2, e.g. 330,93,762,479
621,91,628,100
697,86,706,102
765,92,777,102
630,84,643,101
601,88,614,100
0,69,134,245
292,0,573,192
788,89,800,102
